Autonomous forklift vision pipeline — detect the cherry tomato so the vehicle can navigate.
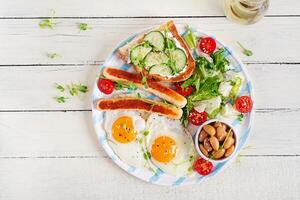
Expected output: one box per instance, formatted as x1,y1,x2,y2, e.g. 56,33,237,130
174,83,194,97
199,37,216,54
188,109,207,126
235,96,253,113
193,157,213,176
97,78,114,94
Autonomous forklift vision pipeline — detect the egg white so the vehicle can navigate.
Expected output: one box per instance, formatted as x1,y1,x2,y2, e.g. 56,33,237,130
145,114,197,176
104,110,146,168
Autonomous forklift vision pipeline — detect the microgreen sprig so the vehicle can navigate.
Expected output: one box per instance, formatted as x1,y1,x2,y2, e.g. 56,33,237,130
47,53,61,59
54,96,68,103
237,42,253,56
55,83,65,92
141,73,148,89
78,23,92,31
53,82,88,103
115,81,137,91
39,9,56,29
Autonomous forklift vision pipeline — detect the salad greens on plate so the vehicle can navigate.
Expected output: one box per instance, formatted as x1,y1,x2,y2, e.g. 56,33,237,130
180,34,244,127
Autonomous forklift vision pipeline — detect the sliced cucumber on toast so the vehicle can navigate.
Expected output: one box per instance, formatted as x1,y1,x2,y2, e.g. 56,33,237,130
144,31,165,51
144,52,169,67
169,48,187,72
149,64,173,76
130,44,152,66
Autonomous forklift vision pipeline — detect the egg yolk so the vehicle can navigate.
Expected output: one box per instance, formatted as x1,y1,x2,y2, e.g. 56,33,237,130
112,116,136,143
151,136,177,163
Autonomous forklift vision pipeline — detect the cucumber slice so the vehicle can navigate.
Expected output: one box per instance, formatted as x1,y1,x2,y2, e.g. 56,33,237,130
130,44,152,66
144,52,169,67
144,31,165,51
165,38,175,50
169,48,187,72
149,64,173,76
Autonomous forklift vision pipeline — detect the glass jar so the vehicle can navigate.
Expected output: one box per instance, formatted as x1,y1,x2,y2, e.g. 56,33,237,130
223,0,270,25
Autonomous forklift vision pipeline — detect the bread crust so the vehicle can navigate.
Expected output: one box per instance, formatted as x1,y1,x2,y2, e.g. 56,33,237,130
117,21,195,82
103,67,187,108
97,97,183,120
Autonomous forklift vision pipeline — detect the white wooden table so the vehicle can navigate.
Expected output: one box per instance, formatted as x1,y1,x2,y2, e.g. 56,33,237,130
0,0,299,199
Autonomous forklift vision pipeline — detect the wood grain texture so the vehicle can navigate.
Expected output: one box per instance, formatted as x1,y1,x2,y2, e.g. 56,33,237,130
0,64,299,110
0,0,299,17
0,111,299,157
0,157,299,200
1,18,300,65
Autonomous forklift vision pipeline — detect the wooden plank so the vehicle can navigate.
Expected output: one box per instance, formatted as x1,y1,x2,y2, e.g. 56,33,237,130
1,18,300,65
0,0,299,17
0,111,299,157
0,64,299,110
0,157,299,200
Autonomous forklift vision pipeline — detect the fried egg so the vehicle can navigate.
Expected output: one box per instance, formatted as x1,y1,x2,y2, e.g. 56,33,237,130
104,110,146,168
145,114,196,176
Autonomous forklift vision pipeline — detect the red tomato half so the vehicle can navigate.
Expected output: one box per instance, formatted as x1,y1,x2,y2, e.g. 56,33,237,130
97,78,114,94
188,109,207,126
193,157,213,176
174,83,194,97
235,96,253,113
199,37,216,54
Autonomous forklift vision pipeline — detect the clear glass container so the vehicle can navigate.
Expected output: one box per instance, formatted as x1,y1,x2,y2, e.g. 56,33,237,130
223,0,270,25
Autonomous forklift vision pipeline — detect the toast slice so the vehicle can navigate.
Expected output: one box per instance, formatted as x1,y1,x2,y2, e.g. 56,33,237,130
97,97,183,120
103,67,187,108
118,21,195,82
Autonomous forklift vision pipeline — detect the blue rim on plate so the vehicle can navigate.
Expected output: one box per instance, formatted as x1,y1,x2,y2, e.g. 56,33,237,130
92,24,254,186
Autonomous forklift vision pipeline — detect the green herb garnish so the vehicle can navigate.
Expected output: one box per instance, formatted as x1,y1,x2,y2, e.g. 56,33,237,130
115,81,137,91
55,83,65,92
54,96,68,103
238,114,245,122
67,83,88,96
54,82,88,103
76,83,88,93
47,53,60,59
67,84,78,96
166,59,177,75
39,10,56,29
142,130,150,136
143,151,151,160
237,42,253,56
137,93,142,98
141,74,148,88
165,38,175,50
138,138,143,144
39,18,56,29
78,23,92,31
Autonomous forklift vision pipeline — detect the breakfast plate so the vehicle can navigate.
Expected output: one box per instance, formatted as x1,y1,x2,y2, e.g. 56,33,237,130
92,21,254,186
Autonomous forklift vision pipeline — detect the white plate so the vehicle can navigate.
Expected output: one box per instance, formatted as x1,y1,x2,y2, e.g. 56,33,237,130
92,23,254,186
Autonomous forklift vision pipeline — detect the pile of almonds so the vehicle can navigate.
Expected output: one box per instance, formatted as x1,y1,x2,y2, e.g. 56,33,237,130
198,121,236,160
